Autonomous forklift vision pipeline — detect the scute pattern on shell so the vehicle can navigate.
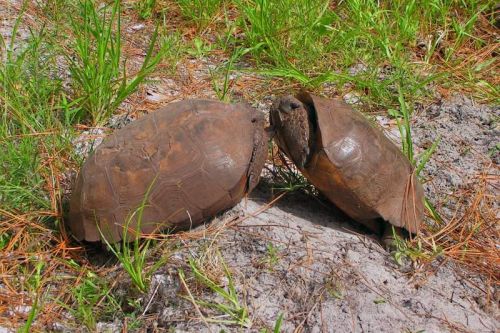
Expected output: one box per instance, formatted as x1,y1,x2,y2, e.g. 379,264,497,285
69,99,267,243
272,92,424,235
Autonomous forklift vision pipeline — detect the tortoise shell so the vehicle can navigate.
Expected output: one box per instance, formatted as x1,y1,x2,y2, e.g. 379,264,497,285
270,91,424,234
69,99,268,243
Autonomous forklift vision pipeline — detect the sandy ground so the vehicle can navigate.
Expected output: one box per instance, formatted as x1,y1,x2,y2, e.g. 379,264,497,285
122,186,498,333
86,89,499,333
70,92,498,333
1,1,499,332
0,0,31,50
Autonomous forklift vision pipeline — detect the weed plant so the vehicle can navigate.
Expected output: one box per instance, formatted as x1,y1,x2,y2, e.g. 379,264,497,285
0,0,498,330
100,179,167,293
68,0,167,125
137,0,156,20
180,255,251,327
175,0,225,29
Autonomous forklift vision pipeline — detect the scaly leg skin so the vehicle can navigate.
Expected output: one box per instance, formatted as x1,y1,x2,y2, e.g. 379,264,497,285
381,222,406,252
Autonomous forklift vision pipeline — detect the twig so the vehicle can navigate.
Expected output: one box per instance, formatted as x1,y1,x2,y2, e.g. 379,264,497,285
141,282,160,316
178,270,214,333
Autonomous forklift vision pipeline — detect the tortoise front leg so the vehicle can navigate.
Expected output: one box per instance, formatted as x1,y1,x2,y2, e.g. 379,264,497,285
381,222,407,251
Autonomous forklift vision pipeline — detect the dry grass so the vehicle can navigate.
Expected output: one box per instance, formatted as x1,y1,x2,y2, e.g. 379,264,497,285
0,0,499,330
418,166,499,283
0,159,498,330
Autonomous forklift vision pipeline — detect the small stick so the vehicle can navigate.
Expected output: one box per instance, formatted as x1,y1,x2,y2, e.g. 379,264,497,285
178,270,214,333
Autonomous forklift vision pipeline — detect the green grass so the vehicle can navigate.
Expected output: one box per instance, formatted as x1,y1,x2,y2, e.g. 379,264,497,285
235,0,497,105
389,85,444,225
0,10,69,216
67,271,121,330
0,0,167,329
137,0,157,20
210,46,254,101
175,0,225,29
236,0,332,82
100,178,167,293
19,260,45,333
388,85,442,171
259,313,284,333
0,0,497,331
180,255,251,327
68,0,167,125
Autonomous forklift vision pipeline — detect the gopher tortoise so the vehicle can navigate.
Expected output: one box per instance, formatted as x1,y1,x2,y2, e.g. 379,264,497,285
69,99,268,243
270,91,424,246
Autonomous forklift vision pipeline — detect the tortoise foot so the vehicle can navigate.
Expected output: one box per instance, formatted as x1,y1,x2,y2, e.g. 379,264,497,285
381,224,406,252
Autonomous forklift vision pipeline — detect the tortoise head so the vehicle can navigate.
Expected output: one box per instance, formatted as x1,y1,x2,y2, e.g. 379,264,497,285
269,96,302,129
269,95,315,169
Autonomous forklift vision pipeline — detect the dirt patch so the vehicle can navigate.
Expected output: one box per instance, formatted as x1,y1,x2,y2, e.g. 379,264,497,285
412,95,499,218
104,187,498,333
0,0,30,52
89,92,498,333
1,2,498,332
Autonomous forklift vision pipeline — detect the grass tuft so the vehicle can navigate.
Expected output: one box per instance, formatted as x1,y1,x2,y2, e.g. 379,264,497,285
67,0,168,125
137,0,157,20
0,0,498,330
175,0,225,29
66,270,121,330
100,178,167,293
180,254,251,328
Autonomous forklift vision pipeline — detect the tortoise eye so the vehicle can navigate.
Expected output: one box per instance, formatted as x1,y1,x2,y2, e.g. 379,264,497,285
290,101,301,109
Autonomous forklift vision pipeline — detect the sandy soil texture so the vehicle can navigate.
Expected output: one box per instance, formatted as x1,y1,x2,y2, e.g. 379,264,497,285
81,86,499,333
0,1,498,332
96,92,499,332
125,187,498,333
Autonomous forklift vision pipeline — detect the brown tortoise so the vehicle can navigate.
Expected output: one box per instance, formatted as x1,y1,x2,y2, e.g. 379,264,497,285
69,99,268,243
270,91,425,246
